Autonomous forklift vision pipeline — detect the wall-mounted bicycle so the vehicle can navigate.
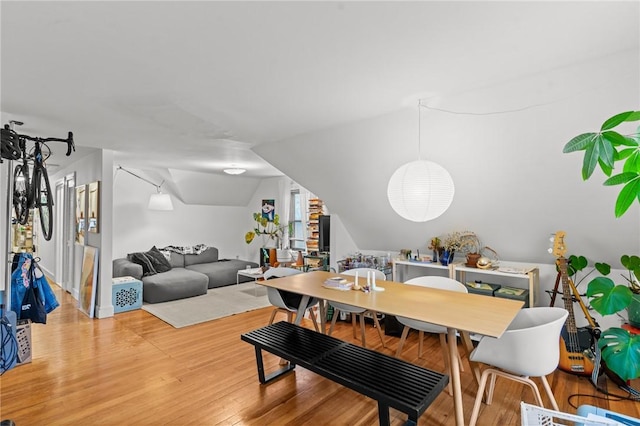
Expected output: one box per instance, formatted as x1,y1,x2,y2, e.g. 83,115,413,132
1,124,74,241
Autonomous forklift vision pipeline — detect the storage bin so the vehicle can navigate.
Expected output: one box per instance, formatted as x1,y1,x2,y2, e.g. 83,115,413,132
495,285,529,308
112,276,143,313
464,281,501,297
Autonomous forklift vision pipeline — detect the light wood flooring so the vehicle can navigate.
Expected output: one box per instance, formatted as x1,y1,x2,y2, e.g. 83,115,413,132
1,284,638,425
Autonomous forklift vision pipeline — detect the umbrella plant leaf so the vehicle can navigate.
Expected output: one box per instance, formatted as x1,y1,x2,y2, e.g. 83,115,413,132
601,111,635,130
602,130,630,147
614,179,640,218
597,135,615,169
582,141,600,180
603,172,637,186
563,133,597,153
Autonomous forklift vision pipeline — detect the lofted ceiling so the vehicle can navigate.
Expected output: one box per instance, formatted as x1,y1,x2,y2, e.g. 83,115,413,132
1,1,638,177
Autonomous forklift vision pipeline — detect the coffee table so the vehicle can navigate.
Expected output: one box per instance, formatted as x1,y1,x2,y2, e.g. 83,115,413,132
237,268,264,284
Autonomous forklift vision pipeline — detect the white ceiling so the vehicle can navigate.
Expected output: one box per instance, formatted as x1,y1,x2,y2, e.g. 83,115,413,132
1,1,638,177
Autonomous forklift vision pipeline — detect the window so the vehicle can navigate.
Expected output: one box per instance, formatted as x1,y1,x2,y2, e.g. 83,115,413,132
289,190,306,250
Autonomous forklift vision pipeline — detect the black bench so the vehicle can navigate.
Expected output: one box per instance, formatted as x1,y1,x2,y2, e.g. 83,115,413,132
241,321,449,426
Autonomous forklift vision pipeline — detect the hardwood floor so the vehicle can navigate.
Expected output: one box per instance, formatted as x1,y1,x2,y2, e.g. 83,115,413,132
1,284,638,425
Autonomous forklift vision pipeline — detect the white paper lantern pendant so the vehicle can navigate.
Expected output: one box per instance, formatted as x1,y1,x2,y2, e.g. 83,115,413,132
387,101,455,222
387,160,455,222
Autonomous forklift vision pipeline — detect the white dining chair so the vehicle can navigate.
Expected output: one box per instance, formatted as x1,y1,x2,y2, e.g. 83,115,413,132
468,307,569,426
327,268,387,348
263,267,319,331
395,276,468,396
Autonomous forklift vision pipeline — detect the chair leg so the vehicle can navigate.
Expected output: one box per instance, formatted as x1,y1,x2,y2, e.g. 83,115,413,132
359,313,367,348
268,308,278,325
418,331,425,358
395,326,410,357
439,333,453,396
328,308,339,336
372,312,386,348
540,375,559,411
469,368,493,426
287,311,293,323
351,313,358,340
308,308,320,332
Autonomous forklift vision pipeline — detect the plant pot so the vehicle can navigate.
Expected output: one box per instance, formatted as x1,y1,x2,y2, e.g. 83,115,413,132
465,253,481,268
627,293,640,328
440,250,455,266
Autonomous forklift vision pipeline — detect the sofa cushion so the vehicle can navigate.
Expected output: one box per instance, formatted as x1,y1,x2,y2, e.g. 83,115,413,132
168,252,185,268
184,247,219,266
142,268,208,303
186,259,258,289
128,247,172,276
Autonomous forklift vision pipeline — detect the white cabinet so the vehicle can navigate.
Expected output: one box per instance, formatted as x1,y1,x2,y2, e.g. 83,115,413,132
392,260,539,307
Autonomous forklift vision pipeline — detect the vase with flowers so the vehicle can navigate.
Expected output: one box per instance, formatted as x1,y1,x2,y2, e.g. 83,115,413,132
440,232,462,266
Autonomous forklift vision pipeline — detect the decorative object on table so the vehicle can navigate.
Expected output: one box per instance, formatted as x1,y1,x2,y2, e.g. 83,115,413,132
79,245,99,318
387,100,455,222
87,180,100,233
457,231,481,267
476,246,500,269
562,110,640,218
440,232,462,266
400,249,412,260
428,237,441,263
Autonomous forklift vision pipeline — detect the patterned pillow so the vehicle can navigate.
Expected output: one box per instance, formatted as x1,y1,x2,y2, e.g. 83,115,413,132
127,252,157,277
145,246,172,273
127,246,172,276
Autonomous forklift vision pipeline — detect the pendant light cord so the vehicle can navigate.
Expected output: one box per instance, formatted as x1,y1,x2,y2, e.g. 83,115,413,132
418,99,422,161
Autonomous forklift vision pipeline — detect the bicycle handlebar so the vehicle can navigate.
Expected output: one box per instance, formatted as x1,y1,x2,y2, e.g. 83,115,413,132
16,131,75,156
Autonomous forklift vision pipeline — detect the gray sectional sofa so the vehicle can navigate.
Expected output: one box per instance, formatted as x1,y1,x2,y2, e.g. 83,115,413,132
113,247,258,303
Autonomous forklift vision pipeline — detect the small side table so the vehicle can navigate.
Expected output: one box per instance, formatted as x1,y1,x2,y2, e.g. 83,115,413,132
237,269,264,285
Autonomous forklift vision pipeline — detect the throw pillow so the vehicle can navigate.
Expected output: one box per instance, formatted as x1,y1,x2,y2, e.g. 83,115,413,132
128,252,157,277
146,246,172,273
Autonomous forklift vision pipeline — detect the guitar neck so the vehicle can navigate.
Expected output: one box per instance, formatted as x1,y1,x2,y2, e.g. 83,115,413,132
558,257,578,334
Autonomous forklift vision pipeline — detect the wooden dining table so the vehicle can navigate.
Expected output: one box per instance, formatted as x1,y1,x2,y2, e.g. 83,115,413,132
259,270,524,426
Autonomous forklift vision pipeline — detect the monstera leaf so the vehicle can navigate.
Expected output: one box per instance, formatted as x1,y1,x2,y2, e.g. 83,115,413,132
598,327,640,382
586,277,633,315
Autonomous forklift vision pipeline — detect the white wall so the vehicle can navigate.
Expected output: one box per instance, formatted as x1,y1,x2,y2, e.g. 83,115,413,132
256,50,640,269
44,149,115,318
113,168,249,261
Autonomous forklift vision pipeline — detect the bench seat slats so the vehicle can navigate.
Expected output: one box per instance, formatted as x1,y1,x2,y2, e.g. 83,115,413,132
242,321,449,425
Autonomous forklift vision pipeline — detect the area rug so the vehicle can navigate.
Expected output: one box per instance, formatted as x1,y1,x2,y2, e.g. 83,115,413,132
142,282,270,328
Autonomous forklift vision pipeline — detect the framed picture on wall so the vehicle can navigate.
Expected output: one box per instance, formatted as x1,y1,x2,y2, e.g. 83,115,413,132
79,245,99,318
75,185,87,245
88,181,100,233
261,199,275,222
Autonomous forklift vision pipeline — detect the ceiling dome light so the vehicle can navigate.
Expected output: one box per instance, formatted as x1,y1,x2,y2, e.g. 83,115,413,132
224,168,246,175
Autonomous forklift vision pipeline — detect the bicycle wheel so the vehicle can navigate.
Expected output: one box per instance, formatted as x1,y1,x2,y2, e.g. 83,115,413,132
13,163,30,225
34,167,53,241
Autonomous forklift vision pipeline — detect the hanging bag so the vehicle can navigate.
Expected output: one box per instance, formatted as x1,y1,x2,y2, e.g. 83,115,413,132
20,258,47,324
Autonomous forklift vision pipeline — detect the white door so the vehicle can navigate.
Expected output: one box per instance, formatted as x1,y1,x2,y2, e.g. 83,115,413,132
61,173,75,293
55,179,64,285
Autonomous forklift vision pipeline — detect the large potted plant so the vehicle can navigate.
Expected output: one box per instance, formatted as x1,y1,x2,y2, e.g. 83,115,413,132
563,110,640,217
563,111,640,381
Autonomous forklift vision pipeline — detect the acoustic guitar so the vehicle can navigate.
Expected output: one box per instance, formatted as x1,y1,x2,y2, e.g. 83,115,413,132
551,231,595,376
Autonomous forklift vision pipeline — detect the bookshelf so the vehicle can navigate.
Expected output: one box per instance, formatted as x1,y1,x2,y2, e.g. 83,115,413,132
306,198,323,252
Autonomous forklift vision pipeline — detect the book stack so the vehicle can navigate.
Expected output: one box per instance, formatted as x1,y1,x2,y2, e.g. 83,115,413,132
306,198,323,252
323,276,353,291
